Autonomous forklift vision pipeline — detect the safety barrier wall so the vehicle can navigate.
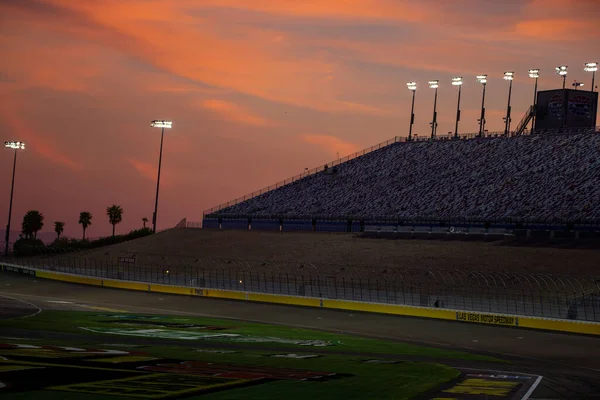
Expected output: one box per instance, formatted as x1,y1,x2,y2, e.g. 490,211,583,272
250,220,281,231
2,263,598,336
201,217,600,235
4,257,599,322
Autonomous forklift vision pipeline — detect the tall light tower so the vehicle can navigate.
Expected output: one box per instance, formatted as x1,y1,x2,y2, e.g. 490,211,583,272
556,65,568,89
406,82,417,141
451,77,463,139
150,120,172,233
503,71,514,136
476,75,487,137
429,80,439,139
4,141,25,256
528,69,540,132
584,62,598,92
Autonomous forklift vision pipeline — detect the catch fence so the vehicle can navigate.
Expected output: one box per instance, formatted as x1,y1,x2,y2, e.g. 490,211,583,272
6,255,599,323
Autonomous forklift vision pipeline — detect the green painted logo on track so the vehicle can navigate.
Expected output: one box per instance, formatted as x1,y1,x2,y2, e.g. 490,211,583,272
80,327,335,347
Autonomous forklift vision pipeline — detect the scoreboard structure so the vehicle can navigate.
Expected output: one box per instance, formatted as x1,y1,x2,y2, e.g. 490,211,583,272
534,89,598,130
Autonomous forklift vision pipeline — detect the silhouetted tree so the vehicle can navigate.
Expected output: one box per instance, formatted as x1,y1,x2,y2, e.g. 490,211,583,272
79,211,93,240
21,210,44,240
54,221,65,239
142,217,148,228
106,205,123,237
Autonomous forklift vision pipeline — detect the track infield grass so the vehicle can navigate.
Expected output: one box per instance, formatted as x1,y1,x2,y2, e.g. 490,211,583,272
0,310,502,362
0,310,471,399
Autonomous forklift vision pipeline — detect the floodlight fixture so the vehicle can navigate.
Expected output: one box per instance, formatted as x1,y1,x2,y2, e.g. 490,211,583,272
150,120,172,129
556,65,568,76
4,140,26,256
4,141,25,150
584,62,598,72
452,78,463,138
556,65,568,89
528,70,540,131
429,81,439,138
407,82,417,140
477,75,487,136
528,69,540,79
572,81,585,90
150,119,173,233
503,73,514,135
584,62,598,92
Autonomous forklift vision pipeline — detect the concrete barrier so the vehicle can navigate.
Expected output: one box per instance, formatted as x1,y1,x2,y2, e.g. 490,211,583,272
2,263,599,336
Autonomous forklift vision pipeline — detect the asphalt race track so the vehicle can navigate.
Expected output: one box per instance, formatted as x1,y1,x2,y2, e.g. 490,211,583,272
1,274,599,399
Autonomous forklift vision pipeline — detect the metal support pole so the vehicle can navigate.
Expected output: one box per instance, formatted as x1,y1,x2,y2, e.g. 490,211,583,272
454,85,462,139
531,77,538,132
431,88,438,139
479,84,486,137
408,90,416,141
4,149,17,256
562,75,566,89
152,127,165,233
504,80,513,136
592,71,596,93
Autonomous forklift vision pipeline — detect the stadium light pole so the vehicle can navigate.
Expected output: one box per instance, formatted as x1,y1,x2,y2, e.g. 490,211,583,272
556,65,568,89
4,141,25,256
429,80,439,139
572,81,584,91
476,75,487,137
406,82,417,141
452,77,463,139
528,69,540,132
584,62,597,92
150,120,172,234
503,71,514,136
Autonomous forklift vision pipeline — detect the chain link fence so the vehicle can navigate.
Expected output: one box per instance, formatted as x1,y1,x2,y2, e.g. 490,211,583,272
5,254,599,323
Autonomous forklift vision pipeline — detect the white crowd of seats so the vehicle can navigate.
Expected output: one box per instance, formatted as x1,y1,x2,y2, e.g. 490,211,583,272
216,132,600,221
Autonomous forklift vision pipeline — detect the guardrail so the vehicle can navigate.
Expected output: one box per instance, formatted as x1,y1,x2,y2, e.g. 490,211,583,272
2,256,599,323
1,262,599,336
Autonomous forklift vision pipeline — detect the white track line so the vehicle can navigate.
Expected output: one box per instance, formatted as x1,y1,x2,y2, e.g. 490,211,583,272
521,375,544,400
0,294,42,319
457,367,543,400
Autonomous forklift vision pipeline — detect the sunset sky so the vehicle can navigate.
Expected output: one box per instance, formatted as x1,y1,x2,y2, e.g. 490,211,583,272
0,0,598,239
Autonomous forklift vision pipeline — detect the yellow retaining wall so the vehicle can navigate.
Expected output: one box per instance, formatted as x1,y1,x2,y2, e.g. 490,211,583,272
35,270,103,287
519,317,600,335
2,263,599,336
103,280,148,292
325,299,457,320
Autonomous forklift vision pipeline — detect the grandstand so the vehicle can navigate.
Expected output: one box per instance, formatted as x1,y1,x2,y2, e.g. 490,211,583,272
203,128,600,232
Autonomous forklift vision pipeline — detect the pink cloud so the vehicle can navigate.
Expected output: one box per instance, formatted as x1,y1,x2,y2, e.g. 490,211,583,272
200,99,273,127
301,135,361,158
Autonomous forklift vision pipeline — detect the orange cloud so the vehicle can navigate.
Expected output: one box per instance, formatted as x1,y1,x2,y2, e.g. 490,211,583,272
127,158,157,182
301,135,360,158
514,19,597,41
0,100,80,170
195,0,431,22
200,100,272,127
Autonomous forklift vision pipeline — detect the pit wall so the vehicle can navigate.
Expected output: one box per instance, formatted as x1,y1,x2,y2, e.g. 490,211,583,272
2,263,598,336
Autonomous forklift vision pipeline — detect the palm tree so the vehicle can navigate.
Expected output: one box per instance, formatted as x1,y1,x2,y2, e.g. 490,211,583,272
142,217,148,228
106,204,123,237
54,221,65,239
21,210,44,240
79,211,93,240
